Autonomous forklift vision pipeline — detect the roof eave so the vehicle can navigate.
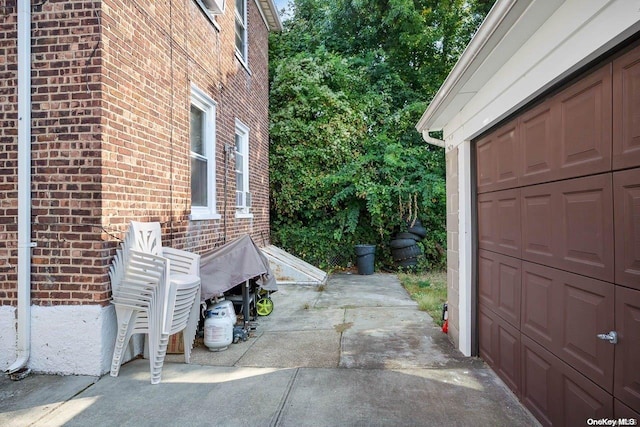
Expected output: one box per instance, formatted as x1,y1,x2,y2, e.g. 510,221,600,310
257,0,283,32
416,0,526,135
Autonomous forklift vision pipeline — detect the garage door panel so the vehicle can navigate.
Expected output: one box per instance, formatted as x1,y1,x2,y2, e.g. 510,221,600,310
477,189,521,257
614,168,640,289
522,262,615,392
478,249,522,328
614,399,640,421
496,318,521,396
478,251,497,308
613,44,640,169
496,190,521,256
479,306,521,396
556,64,612,180
558,174,614,282
521,336,555,427
476,121,520,193
561,371,614,427
522,176,614,281
562,187,609,269
477,135,495,193
521,262,556,349
478,305,497,368
520,103,557,186
558,274,615,393
614,286,640,411
522,188,554,262
478,193,496,251
495,121,519,190
497,259,521,329
521,335,614,426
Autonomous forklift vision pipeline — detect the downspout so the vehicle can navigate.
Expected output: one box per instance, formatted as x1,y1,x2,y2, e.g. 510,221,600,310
223,144,234,244
7,0,33,376
420,130,446,149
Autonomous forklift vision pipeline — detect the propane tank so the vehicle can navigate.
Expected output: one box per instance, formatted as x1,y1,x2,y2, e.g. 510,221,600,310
204,307,234,351
207,300,237,325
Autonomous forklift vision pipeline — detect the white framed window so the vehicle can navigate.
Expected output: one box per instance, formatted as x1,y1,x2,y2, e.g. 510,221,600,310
234,119,252,217
234,0,248,63
190,85,220,220
194,0,224,30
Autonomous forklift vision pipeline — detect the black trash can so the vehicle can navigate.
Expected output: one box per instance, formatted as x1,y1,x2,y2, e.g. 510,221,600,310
354,244,376,275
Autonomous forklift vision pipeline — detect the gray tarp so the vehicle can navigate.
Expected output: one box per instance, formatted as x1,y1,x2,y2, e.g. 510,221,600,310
199,235,277,302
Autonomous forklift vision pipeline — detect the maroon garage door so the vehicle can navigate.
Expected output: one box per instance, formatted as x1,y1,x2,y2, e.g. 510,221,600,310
475,42,640,426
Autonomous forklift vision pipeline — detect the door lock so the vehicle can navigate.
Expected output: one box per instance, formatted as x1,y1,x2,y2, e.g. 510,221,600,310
596,331,618,344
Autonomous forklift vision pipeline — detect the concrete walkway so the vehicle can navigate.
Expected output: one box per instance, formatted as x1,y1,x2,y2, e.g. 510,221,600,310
0,273,539,426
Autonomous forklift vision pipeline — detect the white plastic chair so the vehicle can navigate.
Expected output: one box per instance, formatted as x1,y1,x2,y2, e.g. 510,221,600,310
109,221,201,384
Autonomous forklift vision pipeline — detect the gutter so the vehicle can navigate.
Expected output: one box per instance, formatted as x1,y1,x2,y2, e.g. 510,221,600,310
416,0,519,137
7,0,34,377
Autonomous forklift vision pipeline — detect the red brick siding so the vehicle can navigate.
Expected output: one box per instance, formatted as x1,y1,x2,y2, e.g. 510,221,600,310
0,0,272,307
0,0,19,305
30,1,105,306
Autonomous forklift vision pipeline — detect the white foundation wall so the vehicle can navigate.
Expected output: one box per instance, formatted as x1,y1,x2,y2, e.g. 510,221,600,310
0,306,18,368
1,304,143,376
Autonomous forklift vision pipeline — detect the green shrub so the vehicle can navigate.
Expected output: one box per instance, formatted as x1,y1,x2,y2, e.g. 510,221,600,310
268,0,493,271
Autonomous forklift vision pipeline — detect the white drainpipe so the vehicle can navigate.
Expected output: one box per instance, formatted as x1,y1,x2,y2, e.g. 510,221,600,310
420,130,446,148
7,0,33,375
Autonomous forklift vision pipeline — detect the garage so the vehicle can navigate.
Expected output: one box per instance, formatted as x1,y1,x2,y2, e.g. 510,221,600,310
475,42,640,425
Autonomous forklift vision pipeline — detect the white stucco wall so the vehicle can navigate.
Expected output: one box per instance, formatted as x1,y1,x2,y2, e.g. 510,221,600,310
1,304,142,376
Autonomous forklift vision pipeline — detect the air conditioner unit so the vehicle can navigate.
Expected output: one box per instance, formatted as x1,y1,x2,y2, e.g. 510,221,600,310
202,0,225,14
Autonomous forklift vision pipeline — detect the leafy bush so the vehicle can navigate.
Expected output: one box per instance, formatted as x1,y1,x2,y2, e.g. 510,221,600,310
269,0,494,271
269,54,446,270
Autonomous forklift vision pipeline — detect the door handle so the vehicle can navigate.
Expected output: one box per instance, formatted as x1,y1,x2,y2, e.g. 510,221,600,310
596,331,618,344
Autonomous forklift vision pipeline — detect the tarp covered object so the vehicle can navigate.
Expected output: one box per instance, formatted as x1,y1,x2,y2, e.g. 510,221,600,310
199,235,277,302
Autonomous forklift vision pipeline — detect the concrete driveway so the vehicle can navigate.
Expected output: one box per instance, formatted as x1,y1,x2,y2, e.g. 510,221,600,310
0,273,539,426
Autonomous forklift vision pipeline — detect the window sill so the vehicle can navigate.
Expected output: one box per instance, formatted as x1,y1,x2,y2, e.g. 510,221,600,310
235,211,253,219
190,212,222,221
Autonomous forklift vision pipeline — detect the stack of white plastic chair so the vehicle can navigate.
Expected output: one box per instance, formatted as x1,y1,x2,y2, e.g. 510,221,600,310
109,221,201,384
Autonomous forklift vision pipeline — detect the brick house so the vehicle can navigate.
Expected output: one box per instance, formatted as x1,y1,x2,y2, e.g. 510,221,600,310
0,0,281,376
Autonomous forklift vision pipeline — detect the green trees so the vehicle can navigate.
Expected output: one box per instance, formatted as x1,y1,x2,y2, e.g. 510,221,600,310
269,0,493,270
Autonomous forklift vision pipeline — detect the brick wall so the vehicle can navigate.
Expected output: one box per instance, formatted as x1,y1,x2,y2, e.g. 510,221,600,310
445,147,460,349
30,0,105,306
0,0,272,307
100,0,271,248
0,0,19,305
